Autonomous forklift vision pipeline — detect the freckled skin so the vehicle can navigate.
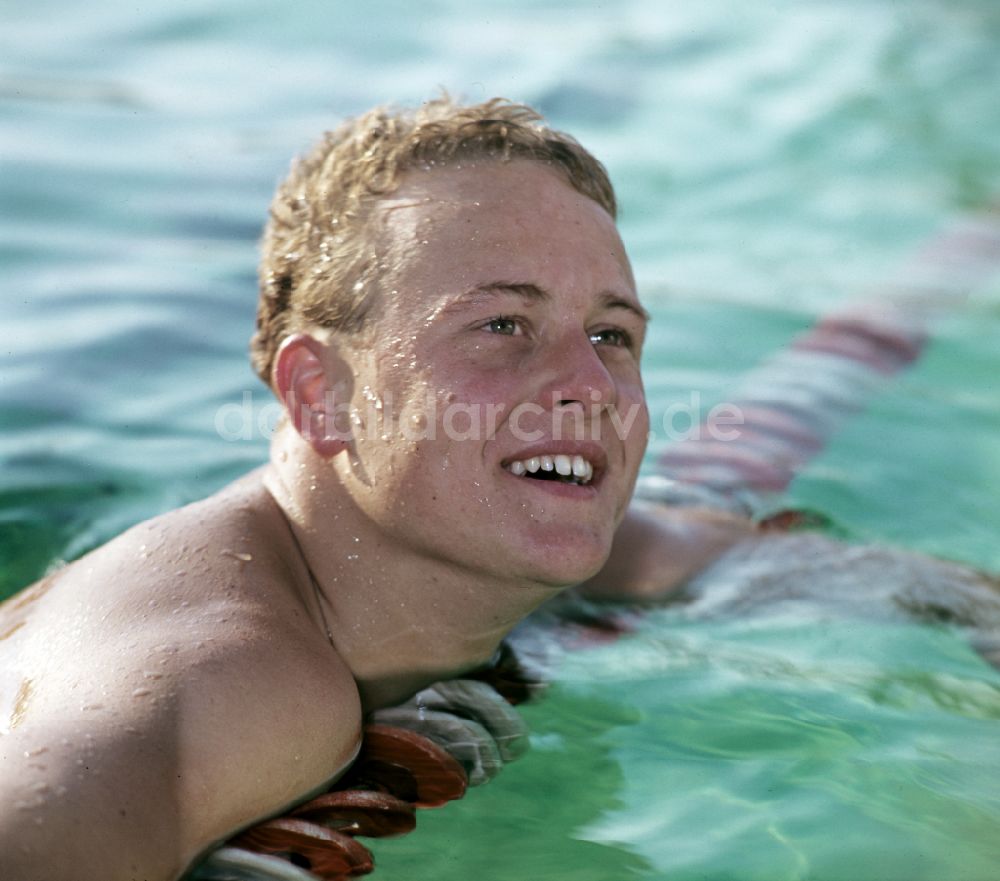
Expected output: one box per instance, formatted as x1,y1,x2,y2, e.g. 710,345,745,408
0,476,364,880
322,163,650,588
0,161,753,881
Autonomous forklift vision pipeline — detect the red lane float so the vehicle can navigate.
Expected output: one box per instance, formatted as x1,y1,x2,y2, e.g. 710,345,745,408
653,203,1000,510
335,723,468,808
230,819,374,879
221,724,468,880
290,790,416,837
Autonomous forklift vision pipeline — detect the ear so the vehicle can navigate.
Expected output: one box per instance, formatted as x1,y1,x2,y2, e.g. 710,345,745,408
273,333,351,458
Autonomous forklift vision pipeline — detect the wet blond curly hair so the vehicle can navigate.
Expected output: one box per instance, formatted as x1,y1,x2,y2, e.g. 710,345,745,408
250,95,617,386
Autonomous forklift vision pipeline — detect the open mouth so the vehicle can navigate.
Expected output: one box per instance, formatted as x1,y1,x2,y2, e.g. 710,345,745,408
503,454,595,486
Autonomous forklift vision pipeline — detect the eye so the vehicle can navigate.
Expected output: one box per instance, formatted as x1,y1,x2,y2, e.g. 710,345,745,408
484,316,521,336
589,328,633,349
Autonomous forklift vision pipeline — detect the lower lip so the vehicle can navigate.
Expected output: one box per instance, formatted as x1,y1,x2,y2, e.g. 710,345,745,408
501,468,601,499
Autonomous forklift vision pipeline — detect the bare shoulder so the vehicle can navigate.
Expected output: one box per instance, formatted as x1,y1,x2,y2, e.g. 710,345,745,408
0,471,361,880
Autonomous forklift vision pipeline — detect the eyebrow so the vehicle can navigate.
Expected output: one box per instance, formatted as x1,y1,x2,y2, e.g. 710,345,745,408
451,281,651,323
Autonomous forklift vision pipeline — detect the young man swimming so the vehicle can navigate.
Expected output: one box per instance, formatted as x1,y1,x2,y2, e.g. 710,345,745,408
0,97,753,881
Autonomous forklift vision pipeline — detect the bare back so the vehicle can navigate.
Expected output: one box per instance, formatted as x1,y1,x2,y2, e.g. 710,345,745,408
0,471,362,881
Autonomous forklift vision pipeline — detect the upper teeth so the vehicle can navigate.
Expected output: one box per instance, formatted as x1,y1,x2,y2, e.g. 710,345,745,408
506,454,594,483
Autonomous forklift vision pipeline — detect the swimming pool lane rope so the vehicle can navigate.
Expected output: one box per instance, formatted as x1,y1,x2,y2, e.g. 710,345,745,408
643,201,1000,517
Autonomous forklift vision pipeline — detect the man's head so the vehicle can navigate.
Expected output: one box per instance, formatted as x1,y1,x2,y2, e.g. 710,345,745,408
262,97,649,589
251,96,617,387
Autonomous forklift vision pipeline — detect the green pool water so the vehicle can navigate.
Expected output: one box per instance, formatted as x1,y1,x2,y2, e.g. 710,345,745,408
3,1,1000,879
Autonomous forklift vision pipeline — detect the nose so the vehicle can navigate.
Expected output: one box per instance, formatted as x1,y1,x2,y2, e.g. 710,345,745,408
542,333,617,414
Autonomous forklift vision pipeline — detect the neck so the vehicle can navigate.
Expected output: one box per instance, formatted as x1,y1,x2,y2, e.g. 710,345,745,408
264,432,561,710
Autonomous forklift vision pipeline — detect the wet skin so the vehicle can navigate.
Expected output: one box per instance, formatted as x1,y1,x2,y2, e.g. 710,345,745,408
1,161,749,881
0,476,364,881
263,162,656,709
297,160,651,587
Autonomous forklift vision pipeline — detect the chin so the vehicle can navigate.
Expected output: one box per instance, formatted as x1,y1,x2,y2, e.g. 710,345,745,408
522,538,612,588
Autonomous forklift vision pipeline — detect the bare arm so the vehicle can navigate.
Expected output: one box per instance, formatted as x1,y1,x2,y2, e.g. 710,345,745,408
0,593,361,881
0,643,361,881
0,477,377,881
577,501,757,603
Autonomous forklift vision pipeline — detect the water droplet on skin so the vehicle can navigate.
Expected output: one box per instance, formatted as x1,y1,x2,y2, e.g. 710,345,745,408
132,688,152,698
346,554,359,561
143,671,162,679
221,550,253,562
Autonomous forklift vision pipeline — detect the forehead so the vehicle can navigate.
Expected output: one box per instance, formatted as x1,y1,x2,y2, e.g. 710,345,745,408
371,160,636,303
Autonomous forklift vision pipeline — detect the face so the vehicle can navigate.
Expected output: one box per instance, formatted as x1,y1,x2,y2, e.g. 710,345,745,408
327,160,649,587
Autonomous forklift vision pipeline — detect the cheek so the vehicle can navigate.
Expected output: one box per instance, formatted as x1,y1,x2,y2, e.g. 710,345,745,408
425,363,517,431
442,373,512,407
432,344,513,391
619,377,650,435
625,407,651,467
